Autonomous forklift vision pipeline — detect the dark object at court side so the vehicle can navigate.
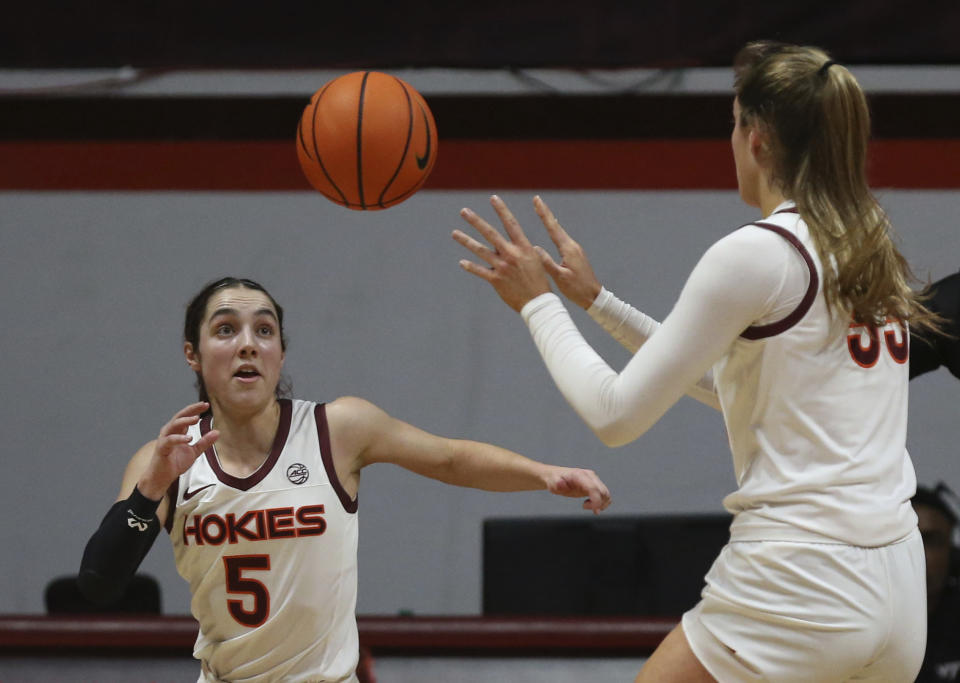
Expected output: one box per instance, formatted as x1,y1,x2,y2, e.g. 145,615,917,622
483,515,730,617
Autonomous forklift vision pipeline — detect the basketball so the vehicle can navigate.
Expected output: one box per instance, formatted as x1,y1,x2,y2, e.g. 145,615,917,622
296,71,438,210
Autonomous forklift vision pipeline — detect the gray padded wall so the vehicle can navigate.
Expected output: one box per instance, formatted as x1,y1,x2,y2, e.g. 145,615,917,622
1,189,956,614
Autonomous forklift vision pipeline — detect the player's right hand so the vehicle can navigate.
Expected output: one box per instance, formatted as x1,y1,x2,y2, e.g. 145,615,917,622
532,195,603,310
139,402,219,499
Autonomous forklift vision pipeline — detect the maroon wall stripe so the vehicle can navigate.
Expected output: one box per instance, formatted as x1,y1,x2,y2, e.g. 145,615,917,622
1,139,958,190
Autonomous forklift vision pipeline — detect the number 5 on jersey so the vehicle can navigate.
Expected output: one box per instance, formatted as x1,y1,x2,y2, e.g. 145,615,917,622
224,555,270,627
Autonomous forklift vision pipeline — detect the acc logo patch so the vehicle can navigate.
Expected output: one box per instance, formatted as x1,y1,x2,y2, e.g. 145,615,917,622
287,463,309,485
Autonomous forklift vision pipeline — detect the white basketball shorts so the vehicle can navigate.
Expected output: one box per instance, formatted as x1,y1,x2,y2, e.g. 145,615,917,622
682,528,926,682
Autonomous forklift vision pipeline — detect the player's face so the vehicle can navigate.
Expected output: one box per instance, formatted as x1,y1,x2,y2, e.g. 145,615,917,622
731,98,761,208
188,287,285,414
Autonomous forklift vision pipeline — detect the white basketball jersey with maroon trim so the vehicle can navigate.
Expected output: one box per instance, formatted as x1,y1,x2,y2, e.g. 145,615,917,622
715,203,917,546
171,398,360,682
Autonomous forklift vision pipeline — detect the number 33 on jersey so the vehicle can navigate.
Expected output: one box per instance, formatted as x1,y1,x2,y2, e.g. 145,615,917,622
847,319,908,369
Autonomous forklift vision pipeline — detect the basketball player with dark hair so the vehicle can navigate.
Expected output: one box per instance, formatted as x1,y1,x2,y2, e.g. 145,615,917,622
78,276,610,682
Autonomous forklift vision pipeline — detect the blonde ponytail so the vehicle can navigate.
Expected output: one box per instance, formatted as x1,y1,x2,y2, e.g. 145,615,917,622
734,41,938,332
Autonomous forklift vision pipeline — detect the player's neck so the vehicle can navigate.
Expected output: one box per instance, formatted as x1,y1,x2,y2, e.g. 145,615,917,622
759,185,788,218
209,399,281,473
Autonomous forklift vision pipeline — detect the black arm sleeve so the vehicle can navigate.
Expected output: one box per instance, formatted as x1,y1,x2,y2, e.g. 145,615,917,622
78,486,162,605
910,270,960,380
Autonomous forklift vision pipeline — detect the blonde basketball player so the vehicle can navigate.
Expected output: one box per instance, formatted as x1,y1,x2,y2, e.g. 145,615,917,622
453,41,937,682
78,276,610,683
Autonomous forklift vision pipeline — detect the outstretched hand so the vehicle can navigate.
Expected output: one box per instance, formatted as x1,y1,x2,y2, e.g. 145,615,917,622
531,196,603,310
452,195,553,313
138,402,220,499
545,466,612,514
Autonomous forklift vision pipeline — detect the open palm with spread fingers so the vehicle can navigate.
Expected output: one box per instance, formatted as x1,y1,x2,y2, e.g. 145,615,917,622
143,402,220,494
531,195,603,310
452,195,553,312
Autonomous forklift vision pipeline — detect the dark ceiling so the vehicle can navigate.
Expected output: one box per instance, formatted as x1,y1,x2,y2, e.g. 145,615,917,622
4,1,958,68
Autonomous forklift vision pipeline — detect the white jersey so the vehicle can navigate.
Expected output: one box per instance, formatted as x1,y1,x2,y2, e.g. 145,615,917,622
716,207,917,545
170,398,359,682
521,201,917,548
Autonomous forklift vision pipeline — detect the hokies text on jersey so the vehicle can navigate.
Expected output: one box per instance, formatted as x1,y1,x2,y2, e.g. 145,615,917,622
183,505,326,546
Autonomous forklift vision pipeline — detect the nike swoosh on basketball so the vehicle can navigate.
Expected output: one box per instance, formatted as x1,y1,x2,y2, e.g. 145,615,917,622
183,483,215,501
415,103,432,170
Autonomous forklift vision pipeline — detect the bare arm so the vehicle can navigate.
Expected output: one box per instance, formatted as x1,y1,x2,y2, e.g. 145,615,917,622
326,396,611,513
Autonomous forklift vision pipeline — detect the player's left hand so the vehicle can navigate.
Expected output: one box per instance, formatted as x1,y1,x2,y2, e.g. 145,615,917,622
544,466,612,514
453,195,553,313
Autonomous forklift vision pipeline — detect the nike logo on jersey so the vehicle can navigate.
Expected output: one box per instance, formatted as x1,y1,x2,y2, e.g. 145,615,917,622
415,103,432,170
183,483,215,501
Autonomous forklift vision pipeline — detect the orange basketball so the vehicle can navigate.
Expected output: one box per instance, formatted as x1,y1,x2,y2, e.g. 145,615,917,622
296,71,438,210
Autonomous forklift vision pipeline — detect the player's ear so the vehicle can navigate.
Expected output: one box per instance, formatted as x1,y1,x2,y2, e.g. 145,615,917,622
748,127,768,162
184,341,201,371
